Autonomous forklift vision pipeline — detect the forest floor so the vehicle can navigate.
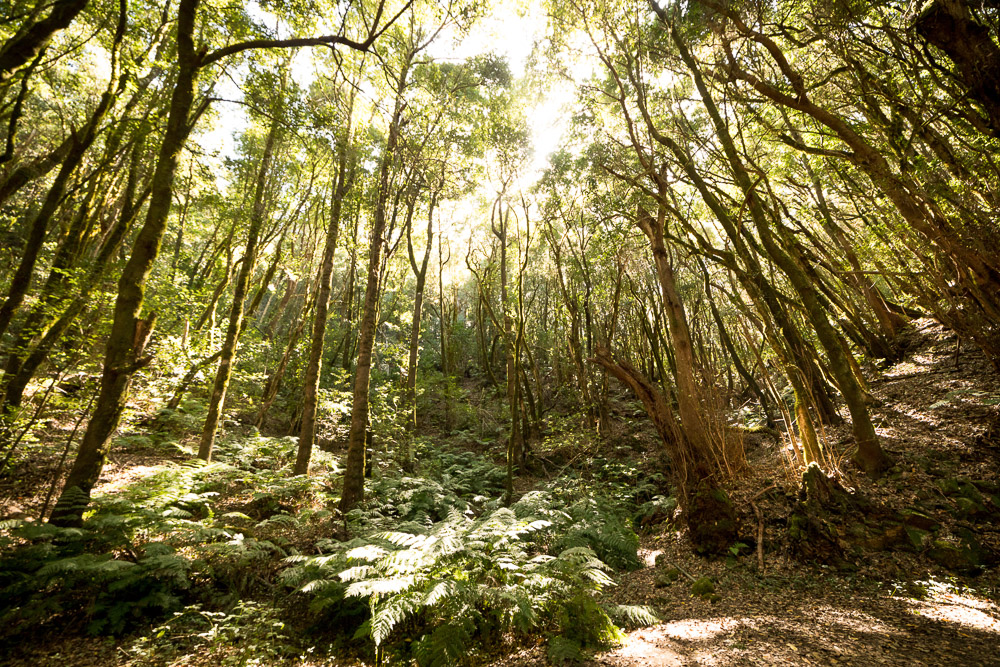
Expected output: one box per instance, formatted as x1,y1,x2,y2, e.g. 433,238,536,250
501,319,1000,666
2,319,999,666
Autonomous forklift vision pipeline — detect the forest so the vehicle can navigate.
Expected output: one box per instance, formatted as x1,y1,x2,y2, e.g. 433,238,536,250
0,0,998,664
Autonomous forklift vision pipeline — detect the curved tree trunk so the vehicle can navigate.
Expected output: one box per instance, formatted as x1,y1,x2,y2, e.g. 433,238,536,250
49,0,202,526
591,348,737,555
669,22,892,477
0,0,90,78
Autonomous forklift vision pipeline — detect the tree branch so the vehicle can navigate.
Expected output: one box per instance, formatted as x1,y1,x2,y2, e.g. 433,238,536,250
200,0,414,67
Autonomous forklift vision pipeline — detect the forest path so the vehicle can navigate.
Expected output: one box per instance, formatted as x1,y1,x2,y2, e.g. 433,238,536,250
591,552,999,666
584,319,1000,667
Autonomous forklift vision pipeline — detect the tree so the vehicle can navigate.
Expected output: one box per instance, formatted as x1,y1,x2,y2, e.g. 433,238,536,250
198,73,283,462
340,19,421,512
294,77,358,475
50,0,412,525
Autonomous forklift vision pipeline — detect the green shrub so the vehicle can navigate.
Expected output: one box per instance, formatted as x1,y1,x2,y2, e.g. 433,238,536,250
285,466,655,665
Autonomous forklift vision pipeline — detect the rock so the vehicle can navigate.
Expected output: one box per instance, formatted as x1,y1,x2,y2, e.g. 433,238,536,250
691,576,715,598
904,526,930,550
927,532,990,574
928,540,970,570
953,497,987,518
937,478,961,496
787,509,845,566
957,481,984,503
900,509,939,531
865,524,907,551
687,483,738,556
954,528,994,568
971,479,1000,495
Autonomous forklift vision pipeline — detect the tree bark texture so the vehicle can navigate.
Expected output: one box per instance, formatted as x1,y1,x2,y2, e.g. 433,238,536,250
49,0,202,526
295,120,353,475
340,54,410,512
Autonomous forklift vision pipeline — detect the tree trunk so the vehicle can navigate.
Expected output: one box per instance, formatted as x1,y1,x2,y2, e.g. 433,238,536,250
403,188,436,441
638,202,735,476
0,165,146,420
592,348,737,554
340,54,410,513
0,58,123,340
49,0,201,526
915,0,1000,138
257,288,313,429
0,0,90,78
294,114,353,475
198,109,279,461
670,22,891,477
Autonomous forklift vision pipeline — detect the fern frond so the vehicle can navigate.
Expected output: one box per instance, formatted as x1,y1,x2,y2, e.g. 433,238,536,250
547,635,583,664
413,619,471,667
370,592,422,645
345,575,416,598
607,604,660,629
345,544,388,561
422,579,458,607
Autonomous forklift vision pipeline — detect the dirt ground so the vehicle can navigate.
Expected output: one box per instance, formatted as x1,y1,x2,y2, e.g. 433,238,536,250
497,319,1000,666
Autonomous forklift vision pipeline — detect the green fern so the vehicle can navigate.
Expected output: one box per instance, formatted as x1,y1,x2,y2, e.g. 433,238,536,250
607,604,660,629
288,492,635,664
547,635,583,664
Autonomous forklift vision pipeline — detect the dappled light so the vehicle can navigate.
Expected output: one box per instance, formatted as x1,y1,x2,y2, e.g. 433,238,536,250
1,0,999,665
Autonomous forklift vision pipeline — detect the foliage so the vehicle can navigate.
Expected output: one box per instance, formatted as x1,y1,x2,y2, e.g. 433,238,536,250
128,601,299,666
278,444,653,663
284,505,632,663
0,437,337,640
0,515,192,637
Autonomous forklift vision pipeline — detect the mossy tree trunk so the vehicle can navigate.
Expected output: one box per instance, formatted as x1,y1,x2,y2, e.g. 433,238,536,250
668,21,892,477
49,0,202,526
592,348,737,554
295,105,354,475
340,52,412,513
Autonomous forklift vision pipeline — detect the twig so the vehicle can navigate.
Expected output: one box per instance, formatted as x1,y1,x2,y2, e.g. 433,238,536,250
659,558,698,583
750,483,779,501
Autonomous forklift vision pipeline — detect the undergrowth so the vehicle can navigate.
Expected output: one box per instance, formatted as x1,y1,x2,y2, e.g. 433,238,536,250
0,436,658,664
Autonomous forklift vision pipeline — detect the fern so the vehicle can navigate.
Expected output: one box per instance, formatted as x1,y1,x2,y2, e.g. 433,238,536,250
413,618,474,667
287,492,635,664
548,635,583,664
607,604,660,629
